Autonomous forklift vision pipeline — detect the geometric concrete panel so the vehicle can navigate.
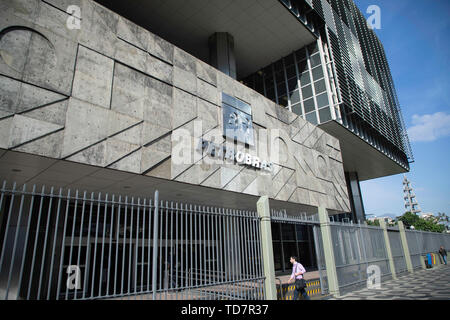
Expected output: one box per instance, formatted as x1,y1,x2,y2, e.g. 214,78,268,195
22,99,68,126
8,114,63,148
172,88,197,129
114,38,149,74
117,16,149,52
61,98,140,158
67,138,140,168
77,0,119,58
22,27,77,96
0,117,13,149
146,54,173,84
0,0,350,213
108,148,142,174
72,45,114,108
197,78,219,105
14,130,64,159
0,75,66,114
147,32,174,65
111,62,148,119
174,66,197,95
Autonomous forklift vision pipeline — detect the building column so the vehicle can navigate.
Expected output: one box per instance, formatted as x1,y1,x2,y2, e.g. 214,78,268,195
209,32,236,79
318,206,340,297
256,196,277,300
379,220,397,280
345,172,366,223
398,221,414,273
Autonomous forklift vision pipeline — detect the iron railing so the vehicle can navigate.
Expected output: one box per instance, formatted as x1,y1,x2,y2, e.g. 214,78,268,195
0,181,265,300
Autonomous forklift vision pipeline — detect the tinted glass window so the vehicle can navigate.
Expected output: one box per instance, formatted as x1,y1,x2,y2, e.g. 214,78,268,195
314,79,326,94
301,85,313,99
319,107,332,122
312,66,324,80
300,72,310,86
316,92,329,108
306,111,318,125
304,98,315,113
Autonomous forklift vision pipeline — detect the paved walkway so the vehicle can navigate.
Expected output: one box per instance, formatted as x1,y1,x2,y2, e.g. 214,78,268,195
328,265,450,300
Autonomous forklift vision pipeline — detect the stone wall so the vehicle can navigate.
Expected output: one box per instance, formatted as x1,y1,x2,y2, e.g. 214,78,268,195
0,0,350,212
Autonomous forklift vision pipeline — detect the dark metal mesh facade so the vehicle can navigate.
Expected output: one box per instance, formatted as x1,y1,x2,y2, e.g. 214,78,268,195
243,0,413,170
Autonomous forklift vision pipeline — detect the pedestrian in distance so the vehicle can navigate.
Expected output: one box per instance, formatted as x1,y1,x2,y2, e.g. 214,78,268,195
287,256,310,300
439,246,447,265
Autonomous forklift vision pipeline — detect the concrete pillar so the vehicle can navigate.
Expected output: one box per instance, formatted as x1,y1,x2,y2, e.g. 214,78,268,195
256,196,277,300
209,32,236,79
345,172,366,223
397,221,414,273
379,220,397,280
317,206,340,297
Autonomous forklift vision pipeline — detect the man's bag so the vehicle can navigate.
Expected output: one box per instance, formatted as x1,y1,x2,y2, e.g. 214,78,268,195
295,279,306,290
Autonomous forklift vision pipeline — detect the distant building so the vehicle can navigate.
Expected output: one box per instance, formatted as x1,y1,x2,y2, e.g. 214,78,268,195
403,175,421,215
420,213,434,220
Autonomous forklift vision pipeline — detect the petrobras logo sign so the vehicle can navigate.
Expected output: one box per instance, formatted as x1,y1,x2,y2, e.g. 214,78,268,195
222,92,254,146
196,138,274,173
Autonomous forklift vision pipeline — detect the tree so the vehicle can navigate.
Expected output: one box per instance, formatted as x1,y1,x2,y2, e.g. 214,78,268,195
398,212,446,233
366,219,380,227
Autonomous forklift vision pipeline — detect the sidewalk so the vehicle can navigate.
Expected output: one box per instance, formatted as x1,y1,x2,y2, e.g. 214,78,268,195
326,265,450,300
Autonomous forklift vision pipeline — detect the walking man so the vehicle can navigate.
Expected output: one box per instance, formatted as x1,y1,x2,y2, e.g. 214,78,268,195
439,246,447,265
288,256,310,300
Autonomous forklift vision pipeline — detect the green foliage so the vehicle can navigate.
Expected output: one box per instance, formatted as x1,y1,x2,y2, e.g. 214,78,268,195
366,219,380,227
398,212,446,233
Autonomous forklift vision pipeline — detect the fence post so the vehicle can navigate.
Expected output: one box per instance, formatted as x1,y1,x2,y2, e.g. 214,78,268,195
152,190,159,300
256,196,277,300
398,221,414,273
317,206,340,297
379,220,397,280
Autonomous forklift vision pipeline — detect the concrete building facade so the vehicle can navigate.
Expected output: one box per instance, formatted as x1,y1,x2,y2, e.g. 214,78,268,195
0,0,417,300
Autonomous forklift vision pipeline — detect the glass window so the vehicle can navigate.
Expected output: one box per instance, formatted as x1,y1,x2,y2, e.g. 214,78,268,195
278,95,288,107
284,54,295,67
308,43,319,55
271,223,281,240
275,70,285,83
300,72,310,85
281,224,295,241
289,90,300,104
303,98,315,113
291,103,302,116
297,242,311,266
296,225,307,241
285,65,296,79
287,77,298,92
296,48,307,61
273,242,283,271
316,92,329,108
306,111,318,125
297,60,308,73
301,85,313,99
310,53,321,68
277,82,286,96
314,79,326,94
283,243,298,266
319,107,332,122
311,66,324,80
265,77,274,90
266,88,275,100
274,60,283,71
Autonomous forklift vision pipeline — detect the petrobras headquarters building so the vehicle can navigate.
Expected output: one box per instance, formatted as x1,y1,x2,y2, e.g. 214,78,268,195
0,0,418,301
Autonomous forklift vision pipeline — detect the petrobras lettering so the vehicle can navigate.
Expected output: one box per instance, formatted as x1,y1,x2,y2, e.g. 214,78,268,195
197,138,273,173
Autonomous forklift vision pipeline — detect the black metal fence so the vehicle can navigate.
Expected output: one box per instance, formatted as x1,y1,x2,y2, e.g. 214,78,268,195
0,181,265,300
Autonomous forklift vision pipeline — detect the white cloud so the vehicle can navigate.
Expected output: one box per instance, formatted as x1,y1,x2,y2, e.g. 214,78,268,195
407,112,450,142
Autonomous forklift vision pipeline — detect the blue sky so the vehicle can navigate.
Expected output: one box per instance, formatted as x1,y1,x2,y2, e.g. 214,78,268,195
353,0,450,218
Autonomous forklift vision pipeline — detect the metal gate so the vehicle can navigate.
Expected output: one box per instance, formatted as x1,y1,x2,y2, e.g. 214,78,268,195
270,210,326,297
0,181,265,300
